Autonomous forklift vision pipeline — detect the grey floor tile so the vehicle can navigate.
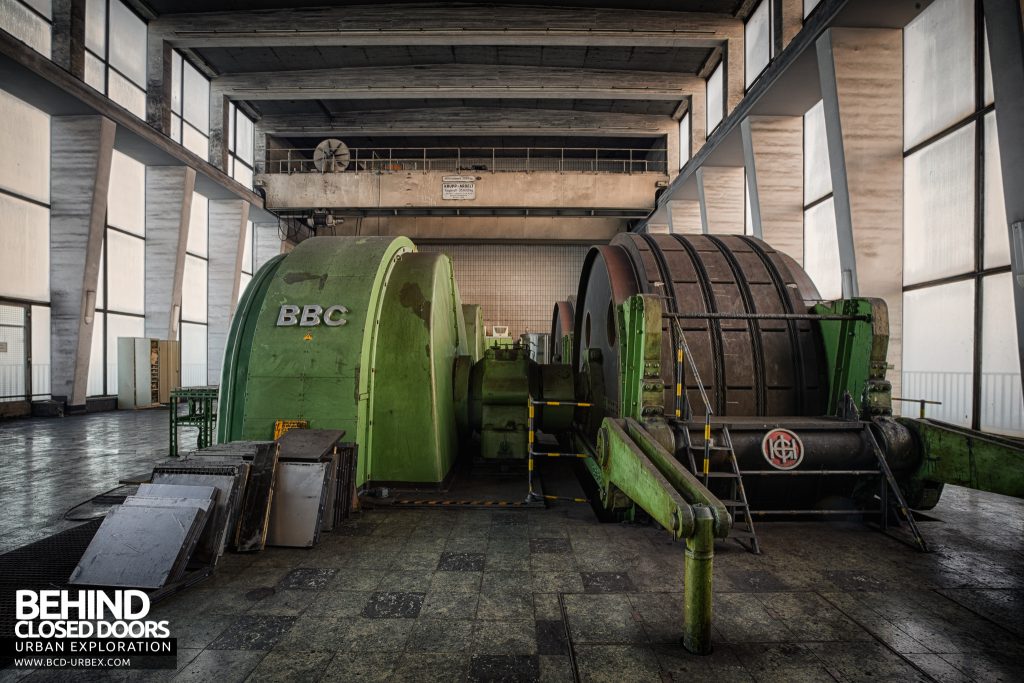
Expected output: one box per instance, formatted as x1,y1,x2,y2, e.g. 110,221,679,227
244,649,333,682
320,651,400,682
574,644,660,683
173,649,266,683
406,618,475,653
208,615,297,650
468,654,540,683
473,619,538,655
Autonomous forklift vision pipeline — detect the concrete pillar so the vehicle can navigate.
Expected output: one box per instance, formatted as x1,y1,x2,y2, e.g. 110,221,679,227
145,29,172,134
780,0,803,50
207,200,249,384
668,199,702,234
982,0,1024,400
50,0,85,79
646,223,670,234
741,116,804,261
696,166,745,234
209,85,229,172
145,166,195,340
817,27,903,396
49,116,115,410
725,36,745,116
253,222,284,271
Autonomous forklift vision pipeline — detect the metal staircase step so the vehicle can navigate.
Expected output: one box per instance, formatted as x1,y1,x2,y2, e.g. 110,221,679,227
704,472,739,478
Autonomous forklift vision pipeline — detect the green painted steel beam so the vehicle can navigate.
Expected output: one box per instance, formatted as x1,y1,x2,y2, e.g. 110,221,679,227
900,417,1024,499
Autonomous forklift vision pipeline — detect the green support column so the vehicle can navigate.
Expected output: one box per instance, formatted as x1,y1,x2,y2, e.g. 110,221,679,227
683,505,715,655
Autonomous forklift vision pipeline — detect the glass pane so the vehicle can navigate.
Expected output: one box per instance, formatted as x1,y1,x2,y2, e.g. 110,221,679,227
803,197,841,300
745,0,770,88
107,0,146,87
744,174,753,236
678,112,690,169
188,191,208,257
180,322,207,387
983,24,993,107
182,60,210,132
803,100,831,205
96,240,104,310
87,312,104,396
903,124,975,285
232,160,253,188
706,62,724,134
107,69,146,118
0,88,50,204
182,123,208,160
902,280,975,427
182,254,207,323
983,112,1009,268
107,150,145,235
904,0,975,149
804,0,822,17
228,102,236,153
84,51,105,92
0,305,26,401
981,274,1023,435
31,304,49,398
171,113,182,143
237,272,252,304
0,193,49,302
84,0,106,56
105,230,144,314
0,0,52,57
105,312,144,393
171,51,182,114
236,111,254,165
241,221,253,274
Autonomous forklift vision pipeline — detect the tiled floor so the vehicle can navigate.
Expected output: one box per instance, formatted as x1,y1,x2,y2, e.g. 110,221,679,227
1,410,1023,682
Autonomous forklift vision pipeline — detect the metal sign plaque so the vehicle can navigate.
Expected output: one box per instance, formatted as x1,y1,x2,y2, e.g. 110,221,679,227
442,177,476,200
761,428,804,470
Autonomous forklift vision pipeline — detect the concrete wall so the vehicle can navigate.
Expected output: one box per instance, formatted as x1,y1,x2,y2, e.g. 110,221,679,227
257,170,664,212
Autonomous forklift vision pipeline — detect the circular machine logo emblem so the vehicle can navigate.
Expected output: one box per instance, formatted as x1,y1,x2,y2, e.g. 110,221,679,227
761,428,804,470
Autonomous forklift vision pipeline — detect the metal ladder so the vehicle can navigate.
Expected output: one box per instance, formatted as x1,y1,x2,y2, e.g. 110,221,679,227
682,423,761,554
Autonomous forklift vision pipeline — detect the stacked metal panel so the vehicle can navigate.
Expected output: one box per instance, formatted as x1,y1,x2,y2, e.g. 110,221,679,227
268,430,355,546
69,486,215,589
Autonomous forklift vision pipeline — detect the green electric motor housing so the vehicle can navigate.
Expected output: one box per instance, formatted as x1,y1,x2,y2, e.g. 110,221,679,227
218,236,468,486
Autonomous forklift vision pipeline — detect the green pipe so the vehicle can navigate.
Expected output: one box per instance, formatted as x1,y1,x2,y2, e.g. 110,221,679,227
682,504,715,655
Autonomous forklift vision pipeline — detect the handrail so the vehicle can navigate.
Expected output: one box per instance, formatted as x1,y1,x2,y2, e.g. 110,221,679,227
671,318,715,484
259,145,669,175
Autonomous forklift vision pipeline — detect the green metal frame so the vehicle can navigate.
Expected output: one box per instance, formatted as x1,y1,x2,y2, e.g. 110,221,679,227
813,298,891,416
170,386,218,456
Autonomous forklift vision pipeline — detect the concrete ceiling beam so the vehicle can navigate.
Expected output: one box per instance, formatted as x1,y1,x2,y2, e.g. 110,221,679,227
255,107,673,137
149,4,740,49
214,64,702,101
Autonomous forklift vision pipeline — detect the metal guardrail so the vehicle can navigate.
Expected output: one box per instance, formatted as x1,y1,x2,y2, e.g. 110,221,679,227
259,146,668,175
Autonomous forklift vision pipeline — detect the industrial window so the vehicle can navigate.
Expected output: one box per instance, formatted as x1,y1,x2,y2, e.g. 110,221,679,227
181,191,209,386
83,0,147,119
678,112,691,170
705,61,724,135
88,150,146,397
228,102,255,188
744,0,771,89
171,50,211,160
238,220,254,303
801,99,839,299
0,0,52,57
901,0,1018,435
0,88,51,401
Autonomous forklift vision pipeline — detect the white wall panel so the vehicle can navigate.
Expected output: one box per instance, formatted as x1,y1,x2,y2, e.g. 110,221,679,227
0,193,49,302
983,112,1009,268
803,100,831,205
904,0,975,149
0,89,50,204
107,150,145,235
903,124,975,285
104,312,144,392
803,197,841,300
902,280,975,427
105,230,144,314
